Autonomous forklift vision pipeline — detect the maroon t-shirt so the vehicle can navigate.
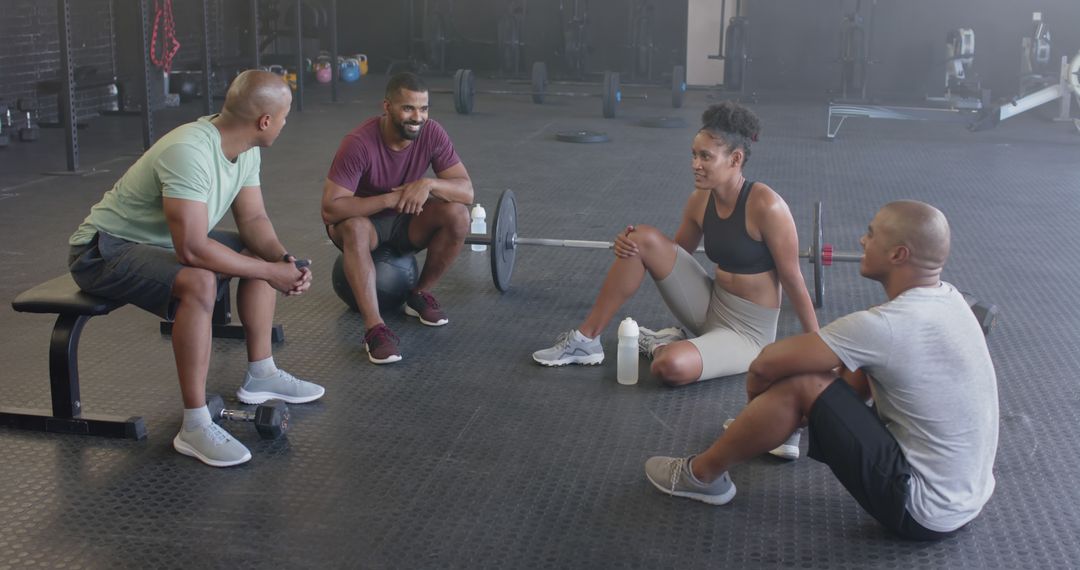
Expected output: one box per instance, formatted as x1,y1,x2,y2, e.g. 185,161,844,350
326,116,461,217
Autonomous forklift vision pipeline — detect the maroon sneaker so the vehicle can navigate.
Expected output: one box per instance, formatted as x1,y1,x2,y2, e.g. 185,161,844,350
364,324,402,364
404,290,448,326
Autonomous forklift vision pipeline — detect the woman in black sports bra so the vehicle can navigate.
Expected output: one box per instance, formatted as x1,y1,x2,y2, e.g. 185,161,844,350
534,101,818,388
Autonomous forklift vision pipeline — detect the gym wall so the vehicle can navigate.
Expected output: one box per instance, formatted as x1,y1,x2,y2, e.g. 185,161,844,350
336,0,688,81
0,0,240,123
0,0,118,124
745,0,1080,98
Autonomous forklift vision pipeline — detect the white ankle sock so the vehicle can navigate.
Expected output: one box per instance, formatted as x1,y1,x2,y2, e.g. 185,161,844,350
248,356,277,379
573,329,596,342
182,406,212,431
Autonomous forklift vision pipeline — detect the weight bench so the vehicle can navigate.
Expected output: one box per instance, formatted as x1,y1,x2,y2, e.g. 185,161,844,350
4,274,286,441
4,274,147,440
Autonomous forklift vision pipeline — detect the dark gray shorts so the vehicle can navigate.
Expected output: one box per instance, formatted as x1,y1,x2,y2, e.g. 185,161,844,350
808,380,960,541
68,230,243,319
327,212,416,255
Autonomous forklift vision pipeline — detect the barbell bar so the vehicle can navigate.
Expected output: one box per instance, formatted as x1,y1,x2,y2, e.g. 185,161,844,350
464,189,860,308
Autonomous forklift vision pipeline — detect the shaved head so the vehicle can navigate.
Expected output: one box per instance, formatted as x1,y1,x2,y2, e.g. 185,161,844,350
876,200,951,269
222,69,292,121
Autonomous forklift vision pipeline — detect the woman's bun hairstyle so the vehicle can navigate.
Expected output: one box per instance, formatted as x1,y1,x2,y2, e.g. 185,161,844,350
700,101,760,166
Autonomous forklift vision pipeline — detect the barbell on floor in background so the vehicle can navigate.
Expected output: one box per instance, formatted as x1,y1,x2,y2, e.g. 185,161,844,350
463,190,998,334
437,63,686,118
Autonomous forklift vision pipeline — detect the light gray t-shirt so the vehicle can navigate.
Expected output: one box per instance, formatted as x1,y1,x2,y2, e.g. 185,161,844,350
70,115,261,248
817,282,998,532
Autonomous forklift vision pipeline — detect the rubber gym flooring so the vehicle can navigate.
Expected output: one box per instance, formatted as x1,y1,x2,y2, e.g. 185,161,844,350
0,76,1078,569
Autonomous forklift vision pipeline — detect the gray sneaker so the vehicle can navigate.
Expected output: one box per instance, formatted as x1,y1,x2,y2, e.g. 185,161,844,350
532,330,604,366
173,422,252,467
644,455,736,505
237,369,326,405
723,418,802,460
638,326,688,359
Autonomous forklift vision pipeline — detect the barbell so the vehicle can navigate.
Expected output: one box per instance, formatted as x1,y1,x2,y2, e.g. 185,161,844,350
438,63,686,118
463,189,859,308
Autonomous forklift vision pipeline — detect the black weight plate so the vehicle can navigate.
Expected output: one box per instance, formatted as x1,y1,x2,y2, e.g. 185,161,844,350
463,69,475,114
453,69,475,115
813,201,824,309
490,189,517,292
602,71,620,119
555,130,610,143
531,61,547,104
638,116,687,128
453,69,467,114
672,65,686,108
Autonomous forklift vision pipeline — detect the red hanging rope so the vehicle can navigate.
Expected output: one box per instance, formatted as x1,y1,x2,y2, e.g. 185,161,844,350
150,0,181,73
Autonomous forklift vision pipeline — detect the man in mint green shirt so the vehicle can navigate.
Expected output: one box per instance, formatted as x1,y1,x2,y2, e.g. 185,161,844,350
68,70,325,468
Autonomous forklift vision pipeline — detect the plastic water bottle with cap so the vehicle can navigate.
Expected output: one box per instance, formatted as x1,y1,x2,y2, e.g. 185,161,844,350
470,204,487,252
617,317,640,385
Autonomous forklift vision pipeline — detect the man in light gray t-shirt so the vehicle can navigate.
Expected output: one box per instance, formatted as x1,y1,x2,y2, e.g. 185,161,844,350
644,200,998,540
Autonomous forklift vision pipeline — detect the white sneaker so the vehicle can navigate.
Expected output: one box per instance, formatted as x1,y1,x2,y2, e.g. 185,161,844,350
638,326,688,359
532,330,604,366
237,369,326,404
723,418,802,460
173,422,252,467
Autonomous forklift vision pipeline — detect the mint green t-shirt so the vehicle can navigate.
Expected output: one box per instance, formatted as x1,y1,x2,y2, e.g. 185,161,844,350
69,115,261,248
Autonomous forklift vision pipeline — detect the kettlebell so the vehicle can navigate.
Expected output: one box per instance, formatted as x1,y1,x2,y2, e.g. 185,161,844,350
355,54,369,76
315,62,332,84
340,58,360,83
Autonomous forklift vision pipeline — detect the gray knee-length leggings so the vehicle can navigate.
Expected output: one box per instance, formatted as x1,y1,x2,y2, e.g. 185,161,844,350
655,246,780,382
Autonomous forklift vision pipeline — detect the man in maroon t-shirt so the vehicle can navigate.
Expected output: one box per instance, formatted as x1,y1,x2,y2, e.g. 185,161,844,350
322,72,473,364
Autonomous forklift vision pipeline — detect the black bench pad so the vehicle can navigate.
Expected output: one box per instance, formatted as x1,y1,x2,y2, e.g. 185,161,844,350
12,274,124,316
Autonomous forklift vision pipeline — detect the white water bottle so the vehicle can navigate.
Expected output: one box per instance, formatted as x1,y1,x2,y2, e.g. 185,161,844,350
617,317,640,385
470,203,487,251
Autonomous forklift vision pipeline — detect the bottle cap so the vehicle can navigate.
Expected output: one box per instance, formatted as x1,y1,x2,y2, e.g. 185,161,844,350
618,317,639,337
471,203,486,219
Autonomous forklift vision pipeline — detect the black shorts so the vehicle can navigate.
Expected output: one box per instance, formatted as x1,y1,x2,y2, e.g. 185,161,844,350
808,379,959,541
327,212,416,256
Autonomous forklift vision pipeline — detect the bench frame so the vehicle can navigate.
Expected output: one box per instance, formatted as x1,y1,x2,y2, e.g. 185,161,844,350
4,275,285,441
0,310,148,440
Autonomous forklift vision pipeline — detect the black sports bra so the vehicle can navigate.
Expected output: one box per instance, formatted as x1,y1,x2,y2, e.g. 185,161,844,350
702,179,777,274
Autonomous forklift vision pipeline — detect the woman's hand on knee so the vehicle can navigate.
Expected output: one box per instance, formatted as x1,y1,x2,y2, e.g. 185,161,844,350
613,225,639,258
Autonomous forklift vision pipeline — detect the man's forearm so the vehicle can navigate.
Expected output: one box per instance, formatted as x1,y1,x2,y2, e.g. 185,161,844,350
429,177,473,204
322,193,395,225
745,370,777,402
178,238,274,281
237,216,287,261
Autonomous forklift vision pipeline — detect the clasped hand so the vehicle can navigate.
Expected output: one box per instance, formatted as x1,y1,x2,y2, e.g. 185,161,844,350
613,225,639,258
392,179,432,215
270,256,312,296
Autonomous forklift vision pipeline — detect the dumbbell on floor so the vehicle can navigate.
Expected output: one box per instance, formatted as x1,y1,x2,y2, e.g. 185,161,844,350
206,393,290,439
17,98,39,142
0,101,10,148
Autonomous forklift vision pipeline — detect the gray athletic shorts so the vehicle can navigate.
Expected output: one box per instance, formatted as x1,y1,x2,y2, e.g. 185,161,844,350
654,246,780,382
68,230,243,319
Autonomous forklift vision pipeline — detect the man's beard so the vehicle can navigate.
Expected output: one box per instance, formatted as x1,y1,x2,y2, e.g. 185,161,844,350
396,118,424,140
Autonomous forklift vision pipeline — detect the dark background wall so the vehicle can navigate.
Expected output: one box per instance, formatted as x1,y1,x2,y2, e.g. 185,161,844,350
333,0,689,82
2,0,1079,125
0,0,117,124
745,0,1080,98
